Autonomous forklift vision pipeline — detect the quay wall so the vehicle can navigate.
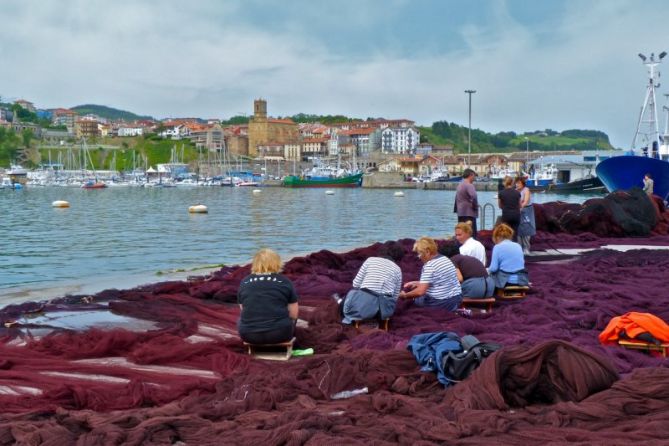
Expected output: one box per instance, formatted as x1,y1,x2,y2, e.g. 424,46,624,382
265,172,500,190
361,172,500,190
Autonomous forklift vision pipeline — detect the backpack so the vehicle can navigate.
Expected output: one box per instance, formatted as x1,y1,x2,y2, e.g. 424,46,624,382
442,335,501,382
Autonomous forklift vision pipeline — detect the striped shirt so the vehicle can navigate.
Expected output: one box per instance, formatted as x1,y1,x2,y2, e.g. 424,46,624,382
352,257,402,298
419,255,462,300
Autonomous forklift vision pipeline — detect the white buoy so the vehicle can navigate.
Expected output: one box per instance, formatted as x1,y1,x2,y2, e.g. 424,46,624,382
252,189,262,194
188,204,208,214
52,200,70,208
394,191,405,197
325,190,335,195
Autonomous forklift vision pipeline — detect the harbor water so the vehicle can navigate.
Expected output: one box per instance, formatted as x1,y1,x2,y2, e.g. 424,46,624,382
0,187,601,302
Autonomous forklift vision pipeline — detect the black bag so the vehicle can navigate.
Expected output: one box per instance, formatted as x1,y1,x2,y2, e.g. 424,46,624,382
442,335,501,382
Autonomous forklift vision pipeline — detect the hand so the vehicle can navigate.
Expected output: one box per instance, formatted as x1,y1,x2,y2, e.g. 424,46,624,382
399,291,410,300
403,281,417,291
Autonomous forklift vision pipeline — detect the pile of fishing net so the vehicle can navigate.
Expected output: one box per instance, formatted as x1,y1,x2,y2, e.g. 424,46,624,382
1,198,669,443
534,188,669,236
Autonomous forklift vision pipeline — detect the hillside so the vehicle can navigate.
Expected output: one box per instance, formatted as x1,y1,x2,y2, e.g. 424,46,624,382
71,104,153,121
418,121,614,153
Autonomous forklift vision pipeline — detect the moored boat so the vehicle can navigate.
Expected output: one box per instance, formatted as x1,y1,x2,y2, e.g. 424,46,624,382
81,180,107,189
596,51,669,201
283,172,363,188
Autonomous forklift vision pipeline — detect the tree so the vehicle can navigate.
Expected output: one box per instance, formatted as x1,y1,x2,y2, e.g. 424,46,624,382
22,128,33,148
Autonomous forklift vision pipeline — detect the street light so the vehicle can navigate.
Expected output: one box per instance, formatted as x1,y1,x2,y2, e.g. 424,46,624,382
525,137,529,173
465,90,476,167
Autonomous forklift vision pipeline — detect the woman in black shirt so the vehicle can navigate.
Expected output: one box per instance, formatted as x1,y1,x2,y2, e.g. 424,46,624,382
237,249,299,344
497,176,521,240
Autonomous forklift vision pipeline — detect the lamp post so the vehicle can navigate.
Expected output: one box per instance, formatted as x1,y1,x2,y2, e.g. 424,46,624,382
465,90,476,167
525,137,529,174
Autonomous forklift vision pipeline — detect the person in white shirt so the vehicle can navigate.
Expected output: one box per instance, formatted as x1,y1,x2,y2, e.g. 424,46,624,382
455,221,486,266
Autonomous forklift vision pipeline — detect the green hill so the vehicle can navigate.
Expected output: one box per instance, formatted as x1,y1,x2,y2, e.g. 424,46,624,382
419,121,615,153
71,104,153,121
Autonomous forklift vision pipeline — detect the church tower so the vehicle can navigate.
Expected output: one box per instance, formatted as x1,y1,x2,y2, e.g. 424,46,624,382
253,99,267,121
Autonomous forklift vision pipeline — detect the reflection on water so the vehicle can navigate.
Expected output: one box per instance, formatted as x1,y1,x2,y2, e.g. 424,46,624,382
18,309,158,332
0,187,599,298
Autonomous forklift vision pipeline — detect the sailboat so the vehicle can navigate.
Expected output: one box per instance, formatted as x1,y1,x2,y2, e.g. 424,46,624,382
80,138,107,189
596,51,669,201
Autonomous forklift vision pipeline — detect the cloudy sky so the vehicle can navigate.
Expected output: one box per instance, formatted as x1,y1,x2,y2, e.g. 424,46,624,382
1,0,668,147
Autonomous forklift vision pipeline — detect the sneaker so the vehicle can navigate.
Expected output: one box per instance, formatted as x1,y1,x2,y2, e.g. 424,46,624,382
331,293,342,305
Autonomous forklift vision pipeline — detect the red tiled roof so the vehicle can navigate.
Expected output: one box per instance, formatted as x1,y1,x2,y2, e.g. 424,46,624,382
53,108,76,115
303,137,328,143
341,127,377,136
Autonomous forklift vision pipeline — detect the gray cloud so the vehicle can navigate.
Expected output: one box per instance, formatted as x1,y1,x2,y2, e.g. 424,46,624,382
1,0,667,147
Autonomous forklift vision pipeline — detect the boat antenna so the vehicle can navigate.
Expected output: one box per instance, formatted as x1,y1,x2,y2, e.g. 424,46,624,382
632,51,666,157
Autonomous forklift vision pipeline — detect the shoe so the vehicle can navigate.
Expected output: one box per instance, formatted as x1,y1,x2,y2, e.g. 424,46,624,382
331,293,342,305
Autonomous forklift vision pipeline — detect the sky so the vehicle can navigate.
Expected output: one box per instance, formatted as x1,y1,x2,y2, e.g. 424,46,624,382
1,0,668,147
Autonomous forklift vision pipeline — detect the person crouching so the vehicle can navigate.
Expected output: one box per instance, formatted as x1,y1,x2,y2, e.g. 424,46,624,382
340,241,405,324
439,240,495,299
399,237,462,311
237,249,299,344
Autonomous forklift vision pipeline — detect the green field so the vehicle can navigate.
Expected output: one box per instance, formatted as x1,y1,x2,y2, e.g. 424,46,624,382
35,137,199,171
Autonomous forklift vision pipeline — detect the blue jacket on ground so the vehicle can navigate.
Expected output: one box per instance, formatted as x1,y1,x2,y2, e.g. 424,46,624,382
407,332,463,385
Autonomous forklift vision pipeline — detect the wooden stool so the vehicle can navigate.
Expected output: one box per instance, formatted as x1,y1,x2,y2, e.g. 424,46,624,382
618,339,669,358
243,337,296,361
496,286,530,300
352,319,390,331
461,297,495,313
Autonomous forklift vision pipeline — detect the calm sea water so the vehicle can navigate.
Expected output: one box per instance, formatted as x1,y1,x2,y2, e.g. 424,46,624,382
0,186,600,301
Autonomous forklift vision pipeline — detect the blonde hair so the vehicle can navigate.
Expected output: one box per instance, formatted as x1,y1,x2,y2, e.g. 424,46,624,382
503,176,514,188
455,221,473,236
251,248,282,274
413,237,438,257
492,223,514,243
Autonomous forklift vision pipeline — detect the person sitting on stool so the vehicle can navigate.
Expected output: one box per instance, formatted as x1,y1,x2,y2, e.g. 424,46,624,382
338,241,405,324
237,248,298,344
399,237,462,311
488,224,529,290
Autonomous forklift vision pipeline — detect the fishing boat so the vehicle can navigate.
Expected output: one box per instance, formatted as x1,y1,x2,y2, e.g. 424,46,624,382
283,158,363,188
596,51,669,201
523,156,607,192
283,172,363,187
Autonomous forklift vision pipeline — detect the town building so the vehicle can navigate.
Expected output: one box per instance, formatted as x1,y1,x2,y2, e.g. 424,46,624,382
381,127,420,154
247,99,299,157
187,123,225,152
224,125,249,156
118,126,144,137
341,127,382,155
257,143,286,159
301,137,329,161
75,119,101,139
14,99,36,113
284,142,302,161
52,108,77,132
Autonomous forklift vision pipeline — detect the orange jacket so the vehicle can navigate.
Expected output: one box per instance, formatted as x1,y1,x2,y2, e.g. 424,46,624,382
599,312,669,344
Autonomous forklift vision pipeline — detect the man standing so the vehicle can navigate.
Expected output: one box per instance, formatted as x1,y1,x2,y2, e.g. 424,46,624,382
643,173,654,196
455,168,479,238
